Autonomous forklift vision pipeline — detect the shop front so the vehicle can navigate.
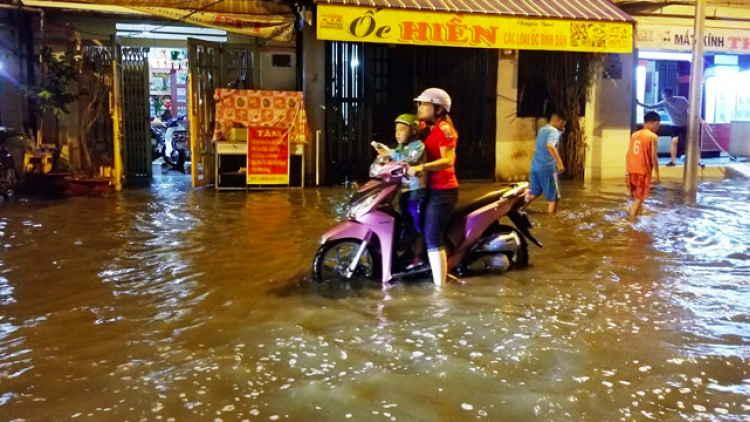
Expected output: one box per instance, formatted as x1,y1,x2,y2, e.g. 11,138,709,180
8,0,296,189
635,16,750,161
314,0,635,184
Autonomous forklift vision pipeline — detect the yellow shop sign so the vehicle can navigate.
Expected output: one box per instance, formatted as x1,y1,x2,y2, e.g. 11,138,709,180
317,5,632,53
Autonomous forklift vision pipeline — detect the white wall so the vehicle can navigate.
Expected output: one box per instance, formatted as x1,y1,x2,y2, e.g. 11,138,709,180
585,53,635,181
494,54,542,182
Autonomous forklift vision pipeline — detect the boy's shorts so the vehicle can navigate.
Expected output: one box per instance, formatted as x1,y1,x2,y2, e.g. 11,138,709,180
529,166,560,201
399,189,428,234
628,173,651,200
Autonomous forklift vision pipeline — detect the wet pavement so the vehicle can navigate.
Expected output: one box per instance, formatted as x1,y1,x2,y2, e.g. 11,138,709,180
1,178,749,421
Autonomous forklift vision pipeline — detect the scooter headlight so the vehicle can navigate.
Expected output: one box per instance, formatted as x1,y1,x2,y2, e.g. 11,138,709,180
369,163,382,178
347,192,378,219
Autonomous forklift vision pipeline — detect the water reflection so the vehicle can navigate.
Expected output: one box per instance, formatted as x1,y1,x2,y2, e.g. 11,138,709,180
0,179,748,420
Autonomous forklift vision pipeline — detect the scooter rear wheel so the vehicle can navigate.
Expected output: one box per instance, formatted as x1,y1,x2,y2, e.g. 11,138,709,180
484,224,529,268
313,240,378,283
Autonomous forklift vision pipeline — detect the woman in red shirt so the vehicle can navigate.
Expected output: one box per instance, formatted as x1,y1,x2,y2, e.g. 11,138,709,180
407,88,459,288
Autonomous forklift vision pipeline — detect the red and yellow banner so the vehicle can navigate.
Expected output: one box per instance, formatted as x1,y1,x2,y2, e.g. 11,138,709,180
134,7,294,41
213,89,307,145
317,4,632,53
20,0,295,41
247,127,290,185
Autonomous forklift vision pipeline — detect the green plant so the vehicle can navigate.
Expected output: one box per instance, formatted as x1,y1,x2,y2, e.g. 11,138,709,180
543,52,603,181
20,46,80,169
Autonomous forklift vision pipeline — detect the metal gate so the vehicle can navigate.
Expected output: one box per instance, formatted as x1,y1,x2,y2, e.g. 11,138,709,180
221,46,253,88
411,46,498,180
324,42,497,185
324,42,374,185
187,39,252,187
122,47,151,185
80,43,114,178
188,39,220,187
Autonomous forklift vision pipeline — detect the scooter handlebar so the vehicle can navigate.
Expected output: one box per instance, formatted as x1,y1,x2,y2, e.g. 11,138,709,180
385,163,421,178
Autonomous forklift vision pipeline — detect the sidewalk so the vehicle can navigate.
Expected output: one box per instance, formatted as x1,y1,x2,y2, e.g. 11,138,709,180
657,156,730,180
657,155,750,180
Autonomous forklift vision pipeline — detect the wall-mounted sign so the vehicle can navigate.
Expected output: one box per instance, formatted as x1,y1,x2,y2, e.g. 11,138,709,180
247,127,289,185
637,20,750,53
317,5,633,53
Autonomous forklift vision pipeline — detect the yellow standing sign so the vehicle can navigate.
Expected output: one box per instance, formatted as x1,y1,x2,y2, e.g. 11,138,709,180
317,5,632,53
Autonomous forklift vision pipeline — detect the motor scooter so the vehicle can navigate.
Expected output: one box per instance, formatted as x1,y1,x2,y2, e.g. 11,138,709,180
152,115,190,172
313,150,542,284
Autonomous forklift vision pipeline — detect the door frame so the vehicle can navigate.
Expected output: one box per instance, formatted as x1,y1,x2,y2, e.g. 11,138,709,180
111,35,124,191
187,38,221,187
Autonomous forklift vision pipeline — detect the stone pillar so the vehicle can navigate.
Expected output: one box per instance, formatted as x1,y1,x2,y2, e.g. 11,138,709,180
302,11,326,186
495,54,538,182
585,53,636,183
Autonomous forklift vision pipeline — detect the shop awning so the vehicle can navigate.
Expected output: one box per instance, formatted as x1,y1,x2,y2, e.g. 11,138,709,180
19,0,296,41
320,0,632,22
316,0,634,52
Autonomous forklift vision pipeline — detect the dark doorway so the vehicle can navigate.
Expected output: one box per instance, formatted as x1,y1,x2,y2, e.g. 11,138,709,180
325,42,498,185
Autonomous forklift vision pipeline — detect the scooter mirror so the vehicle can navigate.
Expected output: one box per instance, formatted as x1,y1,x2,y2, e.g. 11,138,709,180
391,167,406,177
375,156,392,165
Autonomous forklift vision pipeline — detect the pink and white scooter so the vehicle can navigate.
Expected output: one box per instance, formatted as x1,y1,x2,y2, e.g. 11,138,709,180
312,152,542,284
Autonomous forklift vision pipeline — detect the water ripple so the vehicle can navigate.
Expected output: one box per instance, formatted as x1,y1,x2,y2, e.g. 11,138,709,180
0,179,748,421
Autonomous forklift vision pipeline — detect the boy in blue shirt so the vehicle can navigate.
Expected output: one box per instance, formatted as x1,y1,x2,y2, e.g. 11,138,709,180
391,114,427,268
523,111,566,214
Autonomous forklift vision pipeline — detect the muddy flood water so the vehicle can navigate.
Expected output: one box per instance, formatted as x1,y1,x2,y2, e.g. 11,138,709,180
1,178,749,422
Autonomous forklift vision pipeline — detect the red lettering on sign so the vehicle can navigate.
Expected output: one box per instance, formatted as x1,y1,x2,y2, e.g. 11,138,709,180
471,26,497,45
401,21,430,42
248,127,289,179
431,23,444,42
446,17,468,43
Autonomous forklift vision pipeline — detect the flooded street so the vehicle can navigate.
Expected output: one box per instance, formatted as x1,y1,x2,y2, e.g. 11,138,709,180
1,178,750,422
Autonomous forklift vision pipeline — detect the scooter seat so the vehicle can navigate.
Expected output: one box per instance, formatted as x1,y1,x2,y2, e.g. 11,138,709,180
449,186,515,223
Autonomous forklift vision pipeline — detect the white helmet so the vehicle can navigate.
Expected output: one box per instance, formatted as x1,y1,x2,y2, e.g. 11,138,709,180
414,88,452,113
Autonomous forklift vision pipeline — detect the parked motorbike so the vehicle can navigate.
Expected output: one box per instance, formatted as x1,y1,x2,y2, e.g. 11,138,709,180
313,151,542,284
150,117,166,160
0,127,22,200
151,115,190,172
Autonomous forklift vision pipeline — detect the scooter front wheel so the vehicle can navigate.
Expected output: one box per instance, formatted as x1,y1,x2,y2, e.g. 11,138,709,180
313,239,378,283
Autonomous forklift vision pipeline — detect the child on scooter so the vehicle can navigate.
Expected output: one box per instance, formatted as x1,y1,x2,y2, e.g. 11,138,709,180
391,114,428,269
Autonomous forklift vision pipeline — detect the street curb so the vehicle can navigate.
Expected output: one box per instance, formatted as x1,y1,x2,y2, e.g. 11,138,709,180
726,163,750,179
